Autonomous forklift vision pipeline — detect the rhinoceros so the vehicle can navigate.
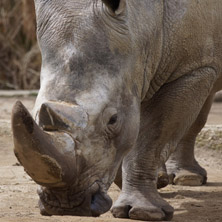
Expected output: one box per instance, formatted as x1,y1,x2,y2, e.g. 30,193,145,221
12,0,222,221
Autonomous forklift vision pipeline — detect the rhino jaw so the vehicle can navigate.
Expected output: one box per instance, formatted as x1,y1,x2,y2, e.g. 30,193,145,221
12,101,77,187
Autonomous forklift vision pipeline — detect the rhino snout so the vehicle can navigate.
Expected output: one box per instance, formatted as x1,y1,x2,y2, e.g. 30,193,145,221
12,101,113,217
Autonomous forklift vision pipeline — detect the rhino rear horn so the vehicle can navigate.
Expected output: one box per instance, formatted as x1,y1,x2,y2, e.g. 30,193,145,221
12,101,77,188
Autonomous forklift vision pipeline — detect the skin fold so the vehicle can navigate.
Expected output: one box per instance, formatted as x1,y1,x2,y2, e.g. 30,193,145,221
12,0,222,221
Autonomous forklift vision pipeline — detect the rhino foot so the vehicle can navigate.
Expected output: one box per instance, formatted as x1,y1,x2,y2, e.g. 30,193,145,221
111,190,174,221
169,169,207,186
167,162,207,186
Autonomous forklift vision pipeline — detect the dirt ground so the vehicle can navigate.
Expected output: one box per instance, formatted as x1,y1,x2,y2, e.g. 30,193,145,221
0,96,222,222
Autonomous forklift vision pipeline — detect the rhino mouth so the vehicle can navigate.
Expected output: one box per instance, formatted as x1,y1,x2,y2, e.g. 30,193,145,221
37,182,112,217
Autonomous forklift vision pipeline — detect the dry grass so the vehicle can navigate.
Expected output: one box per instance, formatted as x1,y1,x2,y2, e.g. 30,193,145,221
0,0,40,89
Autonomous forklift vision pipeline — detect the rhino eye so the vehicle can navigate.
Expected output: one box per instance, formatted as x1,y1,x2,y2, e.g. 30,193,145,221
108,114,118,125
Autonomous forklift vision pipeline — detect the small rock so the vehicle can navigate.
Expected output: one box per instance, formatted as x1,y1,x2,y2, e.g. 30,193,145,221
12,162,21,166
175,194,185,199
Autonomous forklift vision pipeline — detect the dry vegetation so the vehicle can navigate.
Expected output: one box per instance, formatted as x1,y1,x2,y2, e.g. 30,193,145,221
0,0,40,89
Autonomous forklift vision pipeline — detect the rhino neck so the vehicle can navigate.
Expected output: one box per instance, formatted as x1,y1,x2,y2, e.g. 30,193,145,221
126,1,164,101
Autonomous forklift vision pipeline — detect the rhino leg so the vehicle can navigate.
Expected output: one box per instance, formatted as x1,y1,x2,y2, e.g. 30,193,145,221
166,93,215,186
111,67,217,221
115,159,168,190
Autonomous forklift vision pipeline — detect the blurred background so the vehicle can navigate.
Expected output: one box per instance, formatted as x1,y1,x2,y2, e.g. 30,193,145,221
0,0,40,90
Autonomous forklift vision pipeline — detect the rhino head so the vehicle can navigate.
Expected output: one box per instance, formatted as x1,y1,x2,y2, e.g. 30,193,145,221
12,0,161,217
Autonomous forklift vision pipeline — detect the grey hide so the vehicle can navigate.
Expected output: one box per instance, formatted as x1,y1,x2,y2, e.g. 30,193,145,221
12,0,222,221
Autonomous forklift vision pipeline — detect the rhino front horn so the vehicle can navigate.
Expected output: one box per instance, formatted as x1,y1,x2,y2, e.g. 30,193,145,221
12,101,77,188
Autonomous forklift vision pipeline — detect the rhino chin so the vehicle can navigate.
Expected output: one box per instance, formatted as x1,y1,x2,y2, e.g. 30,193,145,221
37,183,112,217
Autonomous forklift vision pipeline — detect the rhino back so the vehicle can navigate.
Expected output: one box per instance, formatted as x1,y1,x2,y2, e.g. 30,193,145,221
145,0,222,100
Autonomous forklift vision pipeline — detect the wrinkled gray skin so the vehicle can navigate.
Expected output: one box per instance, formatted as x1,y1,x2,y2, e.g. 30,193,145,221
12,0,222,221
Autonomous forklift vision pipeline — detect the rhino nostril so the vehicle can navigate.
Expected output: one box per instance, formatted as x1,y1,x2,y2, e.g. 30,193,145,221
91,194,96,205
90,191,112,217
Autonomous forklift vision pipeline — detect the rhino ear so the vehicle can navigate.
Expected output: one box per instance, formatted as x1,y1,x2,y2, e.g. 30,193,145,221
102,0,126,15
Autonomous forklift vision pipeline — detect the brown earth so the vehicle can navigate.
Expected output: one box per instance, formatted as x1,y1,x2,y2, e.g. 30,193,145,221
0,96,222,222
